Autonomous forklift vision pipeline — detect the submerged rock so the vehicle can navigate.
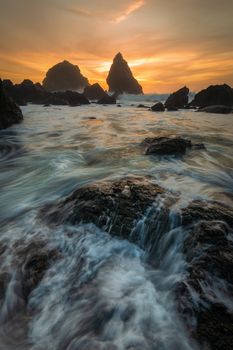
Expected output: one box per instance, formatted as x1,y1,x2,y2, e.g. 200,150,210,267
42,60,89,92
84,83,106,100
97,94,116,105
198,105,232,114
0,79,23,129
106,53,143,95
40,177,175,242
143,136,193,155
151,102,165,112
165,86,189,109
190,84,233,107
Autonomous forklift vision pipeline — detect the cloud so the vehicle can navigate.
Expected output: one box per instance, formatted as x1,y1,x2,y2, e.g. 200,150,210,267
114,0,145,23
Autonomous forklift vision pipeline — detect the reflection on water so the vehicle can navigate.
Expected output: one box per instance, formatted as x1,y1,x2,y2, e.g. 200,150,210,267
0,98,232,349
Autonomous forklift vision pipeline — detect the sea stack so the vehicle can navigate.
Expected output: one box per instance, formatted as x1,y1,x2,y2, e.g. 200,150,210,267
107,53,143,95
190,84,233,107
42,60,89,92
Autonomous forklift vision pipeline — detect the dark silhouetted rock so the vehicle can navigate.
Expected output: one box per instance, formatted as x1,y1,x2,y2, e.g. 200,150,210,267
84,83,106,100
167,106,178,111
175,200,233,350
151,102,165,112
143,137,192,155
190,84,233,107
0,79,23,129
54,91,90,106
137,104,149,108
42,60,89,92
107,53,143,95
97,94,116,105
165,86,189,109
198,105,232,114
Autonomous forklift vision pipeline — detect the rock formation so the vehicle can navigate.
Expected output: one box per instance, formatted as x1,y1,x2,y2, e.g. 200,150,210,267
151,102,165,111
97,94,116,104
2,79,90,106
0,79,23,129
143,136,205,156
40,176,173,240
165,86,189,109
42,60,89,92
190,84,233,107
84,83,106,100
198,105,232,114
106,53,143,95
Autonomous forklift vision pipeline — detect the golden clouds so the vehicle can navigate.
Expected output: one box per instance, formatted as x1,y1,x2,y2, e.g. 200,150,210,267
0,0,233,92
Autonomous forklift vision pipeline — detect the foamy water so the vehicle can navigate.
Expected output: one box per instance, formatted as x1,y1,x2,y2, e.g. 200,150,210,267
0,95,232,349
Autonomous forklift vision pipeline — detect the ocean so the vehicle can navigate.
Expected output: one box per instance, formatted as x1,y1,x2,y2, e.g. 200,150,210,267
0,94,232,349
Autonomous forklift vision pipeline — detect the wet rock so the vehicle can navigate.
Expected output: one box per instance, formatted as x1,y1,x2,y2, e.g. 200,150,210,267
97,94,116,105
175,200,233,350
143,136,192,156
42,60,89,92
198,105,232,114
0,79,23,129
40,177,174,242
107,53,143,95
165,86,189,109
151,102,165,112
190,84,233,107
84,83,106,100
14,240,61,300
181,200,233,227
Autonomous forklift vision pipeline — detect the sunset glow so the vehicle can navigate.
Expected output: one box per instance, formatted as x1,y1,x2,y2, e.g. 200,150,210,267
0,0,233,93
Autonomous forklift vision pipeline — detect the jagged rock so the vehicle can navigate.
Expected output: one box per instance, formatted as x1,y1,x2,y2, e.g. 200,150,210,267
151,102,165,112
190,84,233,107
54,91,90,106
0,79,23,129
106,53,143,95
165,87,189,109
198,105,232,114
39,177,175,242
84,83,106,100
143,137,193,155
175,200,233,350
42,60,89,92
97,94,116,105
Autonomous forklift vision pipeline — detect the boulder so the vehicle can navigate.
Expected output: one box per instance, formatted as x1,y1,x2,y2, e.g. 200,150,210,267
42,60,89,92
106,53,143,95
198,105,232,114
151,102,165,112
143,137,193,156
190,84,233,107
165,86,189,109
84,83,106,100
175,200,233,350
97,94,116,105
39,177,176,243
0,79,23,129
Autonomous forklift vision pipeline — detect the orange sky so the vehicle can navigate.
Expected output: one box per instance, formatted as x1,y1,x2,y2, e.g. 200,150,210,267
0,0,233,93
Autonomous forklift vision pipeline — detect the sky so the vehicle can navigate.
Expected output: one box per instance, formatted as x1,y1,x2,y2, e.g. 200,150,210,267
0,0,233,93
